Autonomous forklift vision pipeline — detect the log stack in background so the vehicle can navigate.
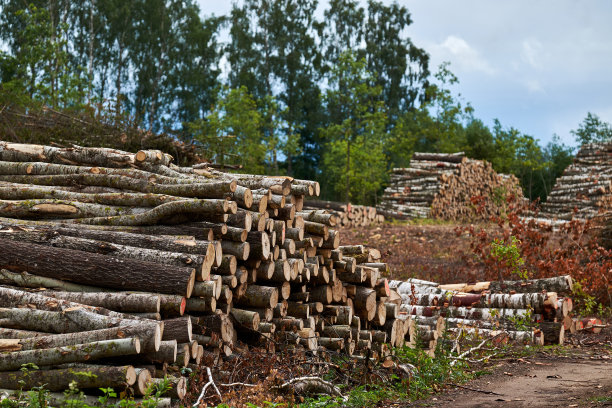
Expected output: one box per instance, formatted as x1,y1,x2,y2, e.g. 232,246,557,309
390,275,576,349
536,142,612,249
0,142,408,403
377,152,523,220
303,199,384,228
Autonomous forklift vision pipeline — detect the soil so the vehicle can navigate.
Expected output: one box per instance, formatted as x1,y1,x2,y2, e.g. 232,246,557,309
340,222,485,284
414,330,612,407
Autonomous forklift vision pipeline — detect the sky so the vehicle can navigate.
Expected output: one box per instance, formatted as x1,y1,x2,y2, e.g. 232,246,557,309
197,0,612,148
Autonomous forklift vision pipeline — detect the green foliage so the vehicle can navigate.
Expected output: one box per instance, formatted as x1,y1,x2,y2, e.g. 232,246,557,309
571,112,612,145
189,86,266,173
490,236,527,280
320,51,388,204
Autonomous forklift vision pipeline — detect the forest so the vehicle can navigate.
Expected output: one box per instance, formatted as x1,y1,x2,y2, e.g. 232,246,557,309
1,0,611,205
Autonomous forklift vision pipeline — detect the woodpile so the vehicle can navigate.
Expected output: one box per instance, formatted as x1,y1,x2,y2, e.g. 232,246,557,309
378,152,523,220
0,142,413,403
303,199,384,228
389,275,577,348
537,142,612,248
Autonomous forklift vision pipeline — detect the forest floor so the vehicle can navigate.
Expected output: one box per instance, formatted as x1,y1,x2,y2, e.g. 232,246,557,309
340,222,612,407
340,220,485,284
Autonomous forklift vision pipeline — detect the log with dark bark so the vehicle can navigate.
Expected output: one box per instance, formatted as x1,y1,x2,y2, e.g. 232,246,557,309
0,238,196,297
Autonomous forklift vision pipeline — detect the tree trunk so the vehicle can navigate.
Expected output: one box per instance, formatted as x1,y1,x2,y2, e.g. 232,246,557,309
4,230,211,281
0,308,83,333
13,325,161,352
0,338,140,371
0,269,104,292
0,239,195,297
161,318,192,344
36,291,160,313
235,285,279,309
0,365,136,391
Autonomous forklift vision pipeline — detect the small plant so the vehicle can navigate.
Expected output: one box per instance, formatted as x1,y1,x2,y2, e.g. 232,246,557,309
490,236,527,281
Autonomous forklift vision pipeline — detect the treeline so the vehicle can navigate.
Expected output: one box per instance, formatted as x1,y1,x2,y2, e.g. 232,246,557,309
0,0,610,205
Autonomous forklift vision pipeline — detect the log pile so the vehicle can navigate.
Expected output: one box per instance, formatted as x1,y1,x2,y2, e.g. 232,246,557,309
303,200,384,228
378,152,523,220
0,142,411,403
389,275,577,348
537,142,612,248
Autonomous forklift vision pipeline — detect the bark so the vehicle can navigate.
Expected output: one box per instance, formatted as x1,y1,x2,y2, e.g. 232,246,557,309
159,295,186,316
235,285,279,308
221,240,250,261
0,183,184,207
0,142,136,168
0,308,83,333
144,340,176,364
0,365,136,391
438,275,574,295
161,317,192,344
246,231,271,260
0,173,237,200
33,291,160,313
0,229,210,281
0,198,141,219
0,328,50,339
0,239,196,297
539,322,565,345
0,338,140,371
0,269,104,292
230,308,261,331
151,376,187,400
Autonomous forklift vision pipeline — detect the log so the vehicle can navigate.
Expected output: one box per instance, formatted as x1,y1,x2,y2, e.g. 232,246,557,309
162,318,192,343
144,340,177,364
0,308,83,333
0,238,195,297
235,285,279,308
0,230,212,281
11,325,161,352
36,291,160,313
0,365,136,391
0,338,140,371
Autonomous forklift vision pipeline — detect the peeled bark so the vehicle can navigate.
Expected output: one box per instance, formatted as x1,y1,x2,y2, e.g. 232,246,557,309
0,338,140,371
0,238,195,297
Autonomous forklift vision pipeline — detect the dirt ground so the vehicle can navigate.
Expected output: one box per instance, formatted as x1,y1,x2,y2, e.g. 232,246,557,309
340,223,612,407
415,330,612,407
340,222,483,283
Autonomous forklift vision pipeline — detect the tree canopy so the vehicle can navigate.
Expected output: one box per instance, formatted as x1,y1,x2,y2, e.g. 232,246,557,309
0,0,606,205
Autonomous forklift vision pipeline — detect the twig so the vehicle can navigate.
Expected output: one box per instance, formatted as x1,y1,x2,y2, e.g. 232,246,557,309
193,367,222,406
220,382,258,388
450,333,504,367
449,383,503,396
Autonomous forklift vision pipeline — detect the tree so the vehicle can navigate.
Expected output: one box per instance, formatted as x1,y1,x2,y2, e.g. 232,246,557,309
188,86,266,174
571,112,612,145
364,0,429,118
320,51,387,204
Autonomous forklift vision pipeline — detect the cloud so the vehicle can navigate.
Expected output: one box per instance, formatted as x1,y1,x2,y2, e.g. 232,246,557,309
521,38,543,69
432,35,496,76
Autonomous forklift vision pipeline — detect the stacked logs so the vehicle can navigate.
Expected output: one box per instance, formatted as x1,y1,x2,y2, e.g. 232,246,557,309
378,152,523,220
303,200,384,228
0,142,409,403
390,275,576,348
537,142,611,248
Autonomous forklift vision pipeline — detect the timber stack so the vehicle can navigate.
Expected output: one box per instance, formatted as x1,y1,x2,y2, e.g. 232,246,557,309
0,141,410,404
389,275,577,349
537,142,612,249
378,152,523,220
303,199,384,228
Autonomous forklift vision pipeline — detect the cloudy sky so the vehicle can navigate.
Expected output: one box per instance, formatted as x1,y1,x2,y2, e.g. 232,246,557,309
197,1,612,147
